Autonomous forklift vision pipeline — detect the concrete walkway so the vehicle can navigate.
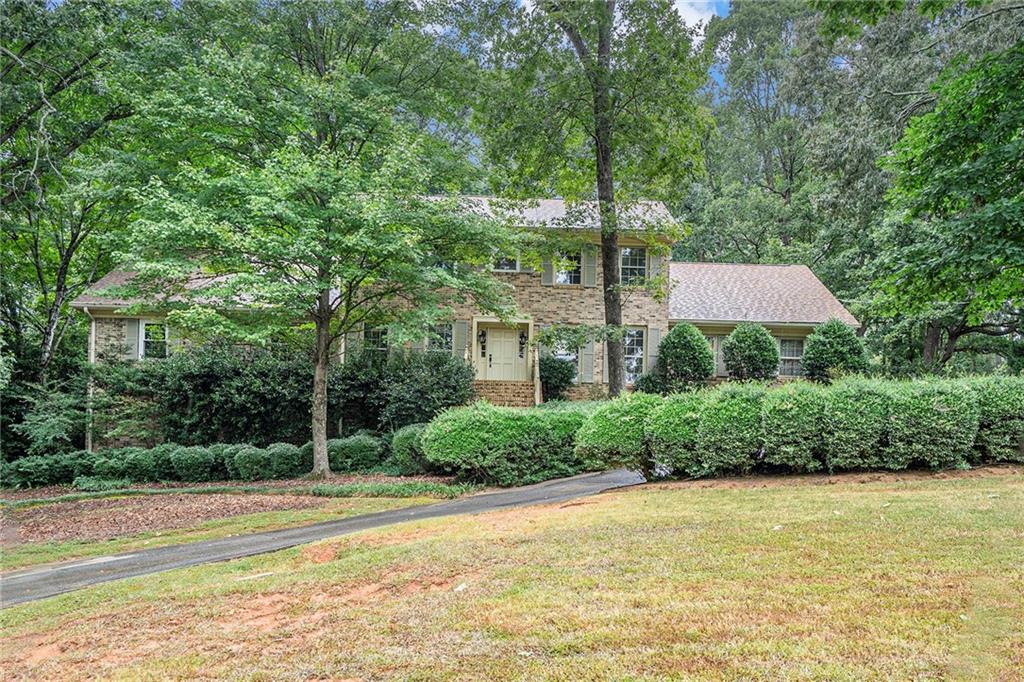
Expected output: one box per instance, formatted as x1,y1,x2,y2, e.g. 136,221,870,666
1,469,643,607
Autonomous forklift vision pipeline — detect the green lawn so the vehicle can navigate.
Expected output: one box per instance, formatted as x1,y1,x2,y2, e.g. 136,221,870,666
1,496,433,572
2,470,1022,680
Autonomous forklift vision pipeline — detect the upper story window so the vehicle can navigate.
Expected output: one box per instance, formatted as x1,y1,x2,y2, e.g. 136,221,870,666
620,247,647,284
494,256,519,272
428,323,453,353
555,251,582,285
142,322,168,359
623,327,645,384
778,338,804,377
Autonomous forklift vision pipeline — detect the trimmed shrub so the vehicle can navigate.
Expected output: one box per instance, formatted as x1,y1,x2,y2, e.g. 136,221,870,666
822,378,894,471
761,381,825,472
722,324,779,381
691,383,766,477
422,401,594,486
801,319,868,382
1,450,96,488
633,371,665,395
647,391,707,475
208,443,245,479
378,351,476,430
539,356,578,402
233,443,308,481
655,322,715,391
93,446,163,483
887,380,979,469
388,423,430,475
170,446,223,482
146,443,181,481
327,434,385,472
574,394,663,477
964,376,1024,463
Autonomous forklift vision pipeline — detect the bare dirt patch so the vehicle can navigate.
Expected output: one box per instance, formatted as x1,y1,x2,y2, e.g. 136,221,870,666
0,473,457,502
643,464,1023,492
3,493,330,544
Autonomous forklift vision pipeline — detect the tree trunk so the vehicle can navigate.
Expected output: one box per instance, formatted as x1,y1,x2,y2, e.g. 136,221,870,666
310,294,332,478
922,322,940,366
592,1,624,397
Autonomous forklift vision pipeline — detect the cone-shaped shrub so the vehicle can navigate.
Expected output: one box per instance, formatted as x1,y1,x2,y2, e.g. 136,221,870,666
722,323,779,380
801,319,868,382
654,322,715,392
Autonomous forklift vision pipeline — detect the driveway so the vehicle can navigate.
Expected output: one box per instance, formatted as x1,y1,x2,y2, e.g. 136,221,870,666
1,469,643,607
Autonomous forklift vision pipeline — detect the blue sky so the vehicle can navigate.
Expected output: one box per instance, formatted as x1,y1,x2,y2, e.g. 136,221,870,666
674,0,731,29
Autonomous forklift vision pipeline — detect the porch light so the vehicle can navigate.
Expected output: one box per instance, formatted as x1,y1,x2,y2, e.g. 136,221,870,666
478,328,487,357
518,330,528,358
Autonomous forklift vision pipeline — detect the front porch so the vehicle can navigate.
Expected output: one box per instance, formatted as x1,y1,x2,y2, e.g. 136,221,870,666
469,318,541,407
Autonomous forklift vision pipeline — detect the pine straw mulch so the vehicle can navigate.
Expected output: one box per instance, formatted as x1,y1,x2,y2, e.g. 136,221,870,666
1,493,332,545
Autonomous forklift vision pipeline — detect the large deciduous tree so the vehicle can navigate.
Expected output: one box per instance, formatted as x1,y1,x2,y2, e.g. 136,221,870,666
121,0,514,477
475,0,708,395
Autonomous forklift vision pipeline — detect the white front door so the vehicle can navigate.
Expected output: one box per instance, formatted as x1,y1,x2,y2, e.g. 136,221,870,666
487,328,518,380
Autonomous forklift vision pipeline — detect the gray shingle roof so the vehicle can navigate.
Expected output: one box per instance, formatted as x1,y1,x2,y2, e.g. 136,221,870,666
668,262,859,327
453,197,674,231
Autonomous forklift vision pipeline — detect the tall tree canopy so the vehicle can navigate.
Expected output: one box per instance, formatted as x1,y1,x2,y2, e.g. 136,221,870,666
475,0,708,395
119,0,514,475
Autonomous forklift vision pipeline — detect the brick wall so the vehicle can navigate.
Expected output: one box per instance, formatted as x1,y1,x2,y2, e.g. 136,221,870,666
94,317,130,360
473,380,536,407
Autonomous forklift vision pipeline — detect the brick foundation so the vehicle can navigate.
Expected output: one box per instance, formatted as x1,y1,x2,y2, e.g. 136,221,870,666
473,380,537,407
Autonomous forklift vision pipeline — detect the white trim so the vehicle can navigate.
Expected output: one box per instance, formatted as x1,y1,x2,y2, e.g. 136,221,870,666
138,319,169,359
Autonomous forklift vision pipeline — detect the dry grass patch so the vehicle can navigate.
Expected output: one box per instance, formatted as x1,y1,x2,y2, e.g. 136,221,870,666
2,470,1022,681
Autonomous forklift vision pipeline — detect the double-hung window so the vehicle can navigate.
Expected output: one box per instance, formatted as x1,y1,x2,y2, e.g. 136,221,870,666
494,256,519,272
429,323,453,353
620,247,647,284
555,252,582,285
778,338,804,377
623,328,645,384
552,343,580,383
364,327,388,357
141,322,168,359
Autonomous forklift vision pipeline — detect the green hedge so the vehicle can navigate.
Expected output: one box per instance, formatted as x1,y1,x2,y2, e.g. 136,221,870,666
234,443,309,481
762,382,824,472
693,383,766,477
822,378,894,471
887,380,979,469
327,434,385,471
421,401,594,486
1,450,96,488
647,392,706,474
574,394,663,476
388,423,430,475
968,376,1024,463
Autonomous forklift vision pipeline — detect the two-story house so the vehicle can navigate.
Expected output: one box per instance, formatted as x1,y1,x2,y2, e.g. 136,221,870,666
71,198,858,408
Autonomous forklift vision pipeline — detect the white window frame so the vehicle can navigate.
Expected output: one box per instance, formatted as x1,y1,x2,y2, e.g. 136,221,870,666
778,337,804,377
620,247,647,284
494,256,520,272
623,327,645,384
364,327,389,355
551,343,580,384
554,251,582,285
139,320,168,359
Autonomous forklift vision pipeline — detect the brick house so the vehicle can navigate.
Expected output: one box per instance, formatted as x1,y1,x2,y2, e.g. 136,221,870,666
71,198,857,407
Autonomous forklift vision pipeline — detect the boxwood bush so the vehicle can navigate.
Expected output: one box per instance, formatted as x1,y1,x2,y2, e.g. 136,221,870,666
761,381,824,472
888,380,980,469
422,401,594,486
574,394,663,477
722,323,779,381
647,391,707,476
388,423,430,475
654,322,715,392
967,376,1024,463
1,449,96,488
327,434,385,472
233,443,309,481
822,378,894,471
691,383,766,477
170,446,225,482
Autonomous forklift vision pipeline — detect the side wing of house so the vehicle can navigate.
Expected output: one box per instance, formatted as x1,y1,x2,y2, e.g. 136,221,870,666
668,262,860,380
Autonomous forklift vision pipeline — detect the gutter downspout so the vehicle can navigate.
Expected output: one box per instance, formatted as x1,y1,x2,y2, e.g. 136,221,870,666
83,307,96,452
